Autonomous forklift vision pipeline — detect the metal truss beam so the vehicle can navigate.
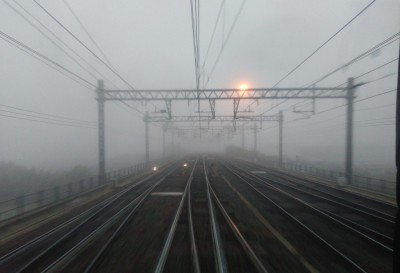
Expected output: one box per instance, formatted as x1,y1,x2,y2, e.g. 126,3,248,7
145,115,280,122
102,87,347,101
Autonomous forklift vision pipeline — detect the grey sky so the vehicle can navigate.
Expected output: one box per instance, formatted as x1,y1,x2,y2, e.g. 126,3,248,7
0,0,398,171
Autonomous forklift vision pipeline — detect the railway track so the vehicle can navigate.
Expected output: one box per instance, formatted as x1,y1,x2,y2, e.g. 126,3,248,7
220,160,393,273
87,158,267,273
0,163,179,273
240,160,396,217
234,160,395,247
1,156,394,272
79,160,197,272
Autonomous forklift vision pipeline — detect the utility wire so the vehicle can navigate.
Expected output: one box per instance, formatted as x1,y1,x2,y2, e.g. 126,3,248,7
201,0,225,78
56,0,156,118
3,0,101,83
33,0,136,90
0,20,146,127
62,0,116,70
335,58,399,87
0,104,96,125
304,33,399,87
204,0,247,88
0,36,91,90
0,113,97,129
273,0,376,88
189,0,201,125
0,109,96,126
317,88,396,115
357,103,395,111
284,57,398,113
259,88,396,133
2,5,147,125
11,0,118,87
287,75,396,122
258,34,399,116
243,0,377,112
0,32,95,89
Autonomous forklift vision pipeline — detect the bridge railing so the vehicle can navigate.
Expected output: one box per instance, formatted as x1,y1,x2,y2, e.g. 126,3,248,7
0,160,160,222
276,162,395,195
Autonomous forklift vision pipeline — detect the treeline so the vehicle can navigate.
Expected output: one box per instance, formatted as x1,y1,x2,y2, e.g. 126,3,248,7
0,162,93,201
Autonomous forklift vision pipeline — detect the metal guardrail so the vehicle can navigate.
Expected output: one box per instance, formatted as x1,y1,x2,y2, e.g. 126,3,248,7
277,162,395,195
0,160,160,222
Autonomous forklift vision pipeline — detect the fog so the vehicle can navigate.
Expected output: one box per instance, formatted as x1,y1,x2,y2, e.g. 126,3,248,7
0,0,398,177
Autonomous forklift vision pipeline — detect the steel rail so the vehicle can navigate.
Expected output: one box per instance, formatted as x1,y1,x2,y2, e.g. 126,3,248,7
265,165,397,217
204,160,228,273
230,163,393,252
236,162,395,223
83,164,180,273
153,160,198,273
206,166,269,273
221,162,368,273
41,188,154,273
188,162,201,273
322,209,393,247
0,169,162,266
13,167,177,273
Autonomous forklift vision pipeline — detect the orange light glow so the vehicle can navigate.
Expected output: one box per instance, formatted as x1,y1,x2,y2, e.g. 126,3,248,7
238,83,249,96
239,84,248,90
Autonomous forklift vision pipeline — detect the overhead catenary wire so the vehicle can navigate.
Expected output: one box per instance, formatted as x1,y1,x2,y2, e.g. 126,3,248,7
204,0,247,88
334,58,399,87
264,35,399,116
0,109,96,126
1,9,148,127
0,111,159,135
285,88,397,127
200,0,226,80
189,0,202,125
243,0,377,112
295,87,397,121
0,31,95,89
3,0,104,84
283,57,399,113
0,104,96,125
0,28,147,125
0,37,92,90
55,0,158,119
273,0,377,88
10,0,119,88
304,33,399,87
258,34,399,116
317,88,396,115
255,88,397,133
0,113,97,129
33,0,136,90
62,0,116,70
56,0,157,118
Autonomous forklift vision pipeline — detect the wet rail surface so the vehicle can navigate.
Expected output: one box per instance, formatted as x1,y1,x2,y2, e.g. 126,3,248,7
219,159,394,273
0,157,395,273
158,160,265,273
0,163,179,273
235,161,395,244
236,160,396,241
238,160,397,217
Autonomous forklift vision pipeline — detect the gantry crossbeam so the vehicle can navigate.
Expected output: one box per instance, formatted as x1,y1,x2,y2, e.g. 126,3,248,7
102,87,347,101
145,115,280,122
96,78,357,186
